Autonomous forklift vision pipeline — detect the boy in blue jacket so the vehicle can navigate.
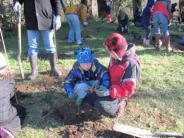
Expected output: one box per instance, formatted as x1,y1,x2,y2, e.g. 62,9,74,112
64,48,110,106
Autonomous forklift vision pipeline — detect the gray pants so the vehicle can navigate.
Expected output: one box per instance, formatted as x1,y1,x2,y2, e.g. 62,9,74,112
85,93,120,117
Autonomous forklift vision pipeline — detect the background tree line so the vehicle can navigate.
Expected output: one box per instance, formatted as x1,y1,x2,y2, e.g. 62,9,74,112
0,0,147,35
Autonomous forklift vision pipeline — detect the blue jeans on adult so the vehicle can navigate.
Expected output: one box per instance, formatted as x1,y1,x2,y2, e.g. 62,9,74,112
66,14,82,45
27,30,56,56
152,13,169,37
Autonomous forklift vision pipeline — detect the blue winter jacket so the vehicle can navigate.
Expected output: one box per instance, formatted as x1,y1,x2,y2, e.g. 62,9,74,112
64,58,110,97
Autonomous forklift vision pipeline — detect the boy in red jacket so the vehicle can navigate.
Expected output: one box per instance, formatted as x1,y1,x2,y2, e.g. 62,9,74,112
95,33,140,117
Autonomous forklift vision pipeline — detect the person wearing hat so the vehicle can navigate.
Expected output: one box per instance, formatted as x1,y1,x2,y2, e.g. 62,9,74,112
117,10,129,34
0,53,21,137
94,33,141,117
64,48,109,106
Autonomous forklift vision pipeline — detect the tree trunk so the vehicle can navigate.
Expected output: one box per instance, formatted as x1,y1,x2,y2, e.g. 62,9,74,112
87,0,98,19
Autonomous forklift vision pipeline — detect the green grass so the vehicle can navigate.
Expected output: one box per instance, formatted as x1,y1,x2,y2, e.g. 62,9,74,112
2,20,184,137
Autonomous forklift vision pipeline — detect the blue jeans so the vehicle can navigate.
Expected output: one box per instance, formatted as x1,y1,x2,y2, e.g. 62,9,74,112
94,96,119,116
73,80,107,99
27,30,55,56
66,14,82,45
152,13,169,36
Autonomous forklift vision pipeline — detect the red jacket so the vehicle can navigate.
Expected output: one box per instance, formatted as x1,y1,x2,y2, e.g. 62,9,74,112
108,44,140,99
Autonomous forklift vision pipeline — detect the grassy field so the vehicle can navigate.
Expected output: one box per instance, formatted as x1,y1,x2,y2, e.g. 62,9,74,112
2,19,184,138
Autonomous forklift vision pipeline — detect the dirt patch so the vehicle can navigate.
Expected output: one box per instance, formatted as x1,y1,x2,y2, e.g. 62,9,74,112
16,73,66,93
15,74,181,137
48,103,122,138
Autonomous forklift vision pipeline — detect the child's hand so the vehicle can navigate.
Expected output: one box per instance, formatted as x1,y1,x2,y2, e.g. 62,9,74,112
89,80,100,89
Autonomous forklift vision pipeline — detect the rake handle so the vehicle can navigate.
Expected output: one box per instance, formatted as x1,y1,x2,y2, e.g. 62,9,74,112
17,8,24,79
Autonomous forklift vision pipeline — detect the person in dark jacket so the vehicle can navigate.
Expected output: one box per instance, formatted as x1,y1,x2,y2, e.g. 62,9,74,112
142,0,156,46
94,33,141,117
64,48,109,106
117,10,129,34
13,0,62,80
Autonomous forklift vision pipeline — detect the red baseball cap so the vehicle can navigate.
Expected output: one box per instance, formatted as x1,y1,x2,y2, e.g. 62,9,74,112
104,33,128,57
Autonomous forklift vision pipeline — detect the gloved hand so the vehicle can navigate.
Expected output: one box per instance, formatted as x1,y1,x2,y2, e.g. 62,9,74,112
68,90,77,100
53,15,61,31
83,21,88,27
89,80,100,89
13,1,21,12
95,86,109,97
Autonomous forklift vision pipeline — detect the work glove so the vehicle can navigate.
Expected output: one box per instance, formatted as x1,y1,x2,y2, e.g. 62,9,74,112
74,87,88,106
88,80,100,89
96,86,109,97
68,90,77,100
83,21,88,27
13,1,21,12
53,15,61,31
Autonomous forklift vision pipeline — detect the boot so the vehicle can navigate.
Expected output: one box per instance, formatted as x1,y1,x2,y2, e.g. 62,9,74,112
145,39,150,47
48,53,61,77
143,38,146,46
165,35,172,52
155,34,161,50
27,54,38,80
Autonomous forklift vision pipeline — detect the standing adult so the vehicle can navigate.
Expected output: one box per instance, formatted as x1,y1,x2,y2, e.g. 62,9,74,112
142,0,156,46
13,0,62,80
151,0,172,52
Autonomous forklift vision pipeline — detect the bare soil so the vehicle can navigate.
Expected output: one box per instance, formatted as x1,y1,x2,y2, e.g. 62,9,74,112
15,72,180,138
